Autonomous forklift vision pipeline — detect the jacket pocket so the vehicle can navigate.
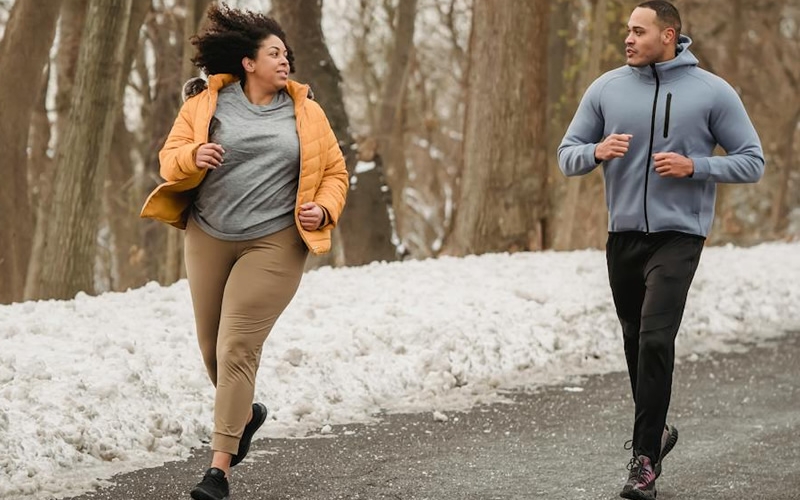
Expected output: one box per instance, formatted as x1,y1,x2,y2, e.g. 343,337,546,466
663,93,672,139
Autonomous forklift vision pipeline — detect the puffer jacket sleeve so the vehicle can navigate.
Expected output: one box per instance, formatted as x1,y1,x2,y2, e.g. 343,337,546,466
314,112,349,228
158,97,204,182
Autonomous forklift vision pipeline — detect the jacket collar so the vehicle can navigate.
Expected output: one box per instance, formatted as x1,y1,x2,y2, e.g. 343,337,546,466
207,74,309,105
207,73,238,91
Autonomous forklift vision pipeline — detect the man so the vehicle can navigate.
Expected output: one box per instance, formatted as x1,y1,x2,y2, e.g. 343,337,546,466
557,1,764,499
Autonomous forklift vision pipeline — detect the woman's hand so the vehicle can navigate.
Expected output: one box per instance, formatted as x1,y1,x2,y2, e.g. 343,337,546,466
299,202,325,230
195,143,225,169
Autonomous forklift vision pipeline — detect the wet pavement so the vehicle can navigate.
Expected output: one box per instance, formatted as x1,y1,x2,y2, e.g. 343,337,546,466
68,332,800,500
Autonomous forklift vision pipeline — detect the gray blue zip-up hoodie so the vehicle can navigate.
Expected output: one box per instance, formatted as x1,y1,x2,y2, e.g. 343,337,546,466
557,36,764,237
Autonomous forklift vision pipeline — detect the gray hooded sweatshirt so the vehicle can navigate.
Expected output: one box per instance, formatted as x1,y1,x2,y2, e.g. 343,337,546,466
557,36,764,237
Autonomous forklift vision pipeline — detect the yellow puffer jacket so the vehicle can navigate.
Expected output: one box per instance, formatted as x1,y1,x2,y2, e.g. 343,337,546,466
140,74,348,255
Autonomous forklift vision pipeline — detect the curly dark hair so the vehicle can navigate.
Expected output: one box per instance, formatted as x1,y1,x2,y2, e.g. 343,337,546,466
191,4,295,80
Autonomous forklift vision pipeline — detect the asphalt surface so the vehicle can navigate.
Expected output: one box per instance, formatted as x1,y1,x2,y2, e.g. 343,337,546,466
68,332,800,500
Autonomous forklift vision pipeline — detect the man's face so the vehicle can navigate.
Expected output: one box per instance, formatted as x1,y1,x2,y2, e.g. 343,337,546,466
625,7,674,67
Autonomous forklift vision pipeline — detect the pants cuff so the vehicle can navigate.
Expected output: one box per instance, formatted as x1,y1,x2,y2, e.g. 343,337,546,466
212,432,239,456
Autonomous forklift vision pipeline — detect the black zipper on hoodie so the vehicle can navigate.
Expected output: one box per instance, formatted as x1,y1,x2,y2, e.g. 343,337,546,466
664,93,672,138
644,65,660,234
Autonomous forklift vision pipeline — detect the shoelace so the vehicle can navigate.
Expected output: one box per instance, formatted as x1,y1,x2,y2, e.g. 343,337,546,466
626,455,639,475
626,456,655,485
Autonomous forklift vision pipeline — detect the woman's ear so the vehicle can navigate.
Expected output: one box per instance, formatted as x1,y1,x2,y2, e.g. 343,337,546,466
242,56,255,73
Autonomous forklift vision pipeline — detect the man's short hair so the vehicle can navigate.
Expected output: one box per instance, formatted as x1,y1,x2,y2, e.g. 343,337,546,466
638,0,682,38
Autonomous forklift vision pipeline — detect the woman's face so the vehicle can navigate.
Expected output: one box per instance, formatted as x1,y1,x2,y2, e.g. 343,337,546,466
242,34,290,92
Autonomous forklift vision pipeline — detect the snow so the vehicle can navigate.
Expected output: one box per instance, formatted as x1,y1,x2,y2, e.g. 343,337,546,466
353,161,375,174
1,242,799,499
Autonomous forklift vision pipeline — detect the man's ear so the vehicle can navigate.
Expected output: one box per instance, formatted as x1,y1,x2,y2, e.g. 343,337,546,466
663,27,676,45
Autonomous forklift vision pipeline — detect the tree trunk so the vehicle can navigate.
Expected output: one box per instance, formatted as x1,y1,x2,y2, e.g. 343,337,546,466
23,64,53,298
545,0,572,250
161,0,208,285
448,0,549,255
138,5,189,286
770,109,800,236
375,0,417,188
711,0,744,242
551,0,608,251
34,0,133,300
371,0,418,262
272,0,398,266
25,0,88,299
0,0,62,304
103,0,151,292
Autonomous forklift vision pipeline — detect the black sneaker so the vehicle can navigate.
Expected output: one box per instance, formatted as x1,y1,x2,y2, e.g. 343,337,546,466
655,424,679,478
620,455,657,500
190,467,229,500
230,402,268,467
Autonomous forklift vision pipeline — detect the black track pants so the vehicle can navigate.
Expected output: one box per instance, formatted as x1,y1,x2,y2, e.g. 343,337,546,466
606,231,704,464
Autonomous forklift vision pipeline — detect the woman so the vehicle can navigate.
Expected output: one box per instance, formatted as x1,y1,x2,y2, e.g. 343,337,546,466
140,5,348,499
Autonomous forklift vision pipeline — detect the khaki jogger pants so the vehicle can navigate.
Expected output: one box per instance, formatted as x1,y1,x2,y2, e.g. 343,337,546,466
184,219,308,455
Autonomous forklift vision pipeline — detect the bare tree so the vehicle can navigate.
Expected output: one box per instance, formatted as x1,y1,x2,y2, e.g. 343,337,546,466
551,0,608,250
101,0,152,292
371,0,418,261
447,0,549,255
135,1,191,286
400,0,471,258
0,0,62,303
25,0,89,299
273,0,398,266
748,0,800,238
375,0,417,188
686,0,800,243
161,0,212,285
34,0,134,300
332,0,471,260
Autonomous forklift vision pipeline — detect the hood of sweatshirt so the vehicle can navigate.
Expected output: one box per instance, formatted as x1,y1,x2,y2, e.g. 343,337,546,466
629,35,699,84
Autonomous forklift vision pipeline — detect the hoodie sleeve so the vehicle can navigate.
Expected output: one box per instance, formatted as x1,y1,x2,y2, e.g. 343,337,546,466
690,81,764,183
557,79,606,177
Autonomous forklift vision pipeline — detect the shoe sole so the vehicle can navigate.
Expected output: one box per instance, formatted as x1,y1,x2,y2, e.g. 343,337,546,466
230,402,268,467
620,487,657,500
660,425,679,461
190,486,230,500
654,425,679,478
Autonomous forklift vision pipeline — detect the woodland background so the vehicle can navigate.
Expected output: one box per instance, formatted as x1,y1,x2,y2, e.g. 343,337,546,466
0,0,797,304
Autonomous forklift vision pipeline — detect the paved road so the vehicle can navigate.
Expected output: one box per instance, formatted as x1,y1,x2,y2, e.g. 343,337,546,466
69,332,800,500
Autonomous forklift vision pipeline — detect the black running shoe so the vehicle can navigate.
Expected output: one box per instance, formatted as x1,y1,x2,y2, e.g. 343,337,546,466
190,467,229,500
620,455,657,500
230,402,268,467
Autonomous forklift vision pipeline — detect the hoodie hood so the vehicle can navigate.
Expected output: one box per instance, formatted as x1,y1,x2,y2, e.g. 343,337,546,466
629,35,698,83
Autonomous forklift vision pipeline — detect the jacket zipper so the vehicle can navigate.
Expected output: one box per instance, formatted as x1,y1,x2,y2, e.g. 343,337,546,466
644,65,660,234
663,93,672,139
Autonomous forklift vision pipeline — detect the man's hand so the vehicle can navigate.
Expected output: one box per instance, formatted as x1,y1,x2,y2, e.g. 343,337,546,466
195,143,225,169
299,202,324,231
594,134,632,162
653,152,694,178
